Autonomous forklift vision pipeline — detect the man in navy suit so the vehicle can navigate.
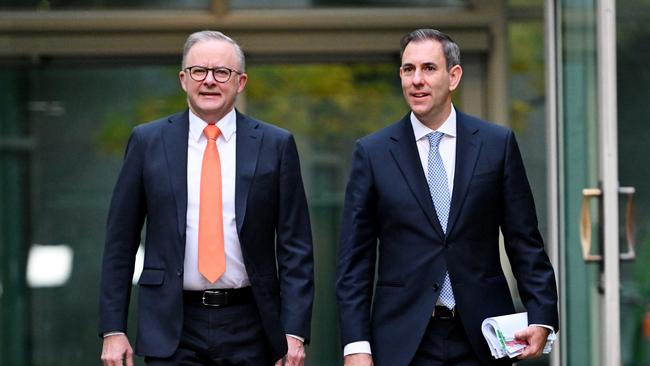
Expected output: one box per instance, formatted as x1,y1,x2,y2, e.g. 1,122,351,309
336,29,558,366
99,30,314,366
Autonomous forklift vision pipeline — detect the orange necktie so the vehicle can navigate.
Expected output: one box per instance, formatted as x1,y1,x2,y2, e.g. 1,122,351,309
198,124,225,283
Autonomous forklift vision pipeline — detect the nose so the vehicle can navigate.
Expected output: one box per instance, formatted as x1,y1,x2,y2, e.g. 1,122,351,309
412,68,424,86
203,70,218,86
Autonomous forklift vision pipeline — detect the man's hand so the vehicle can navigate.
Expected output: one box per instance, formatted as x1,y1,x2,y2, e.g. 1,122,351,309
275,336,306,366
343,353,373,366
514,325,551,360
101,334,134,366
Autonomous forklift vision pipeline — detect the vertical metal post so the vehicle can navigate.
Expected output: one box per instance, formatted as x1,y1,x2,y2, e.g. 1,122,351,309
0,70,30,366
545,1,563,366
597,0,620,365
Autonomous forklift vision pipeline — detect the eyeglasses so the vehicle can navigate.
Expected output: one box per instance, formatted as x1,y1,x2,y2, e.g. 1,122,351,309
184,66,243,83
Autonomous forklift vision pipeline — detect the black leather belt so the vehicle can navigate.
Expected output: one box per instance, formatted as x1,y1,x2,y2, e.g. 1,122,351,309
433,305,456,319
183,287,253,308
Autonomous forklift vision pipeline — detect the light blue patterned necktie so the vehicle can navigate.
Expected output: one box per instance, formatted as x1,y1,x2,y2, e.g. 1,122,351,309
427,131,455,309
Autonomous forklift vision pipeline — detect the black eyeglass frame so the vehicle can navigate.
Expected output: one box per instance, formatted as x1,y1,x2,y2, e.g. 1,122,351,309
184,65,243,83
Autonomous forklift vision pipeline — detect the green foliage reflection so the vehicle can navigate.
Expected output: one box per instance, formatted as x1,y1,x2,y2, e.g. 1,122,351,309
246,63,405,151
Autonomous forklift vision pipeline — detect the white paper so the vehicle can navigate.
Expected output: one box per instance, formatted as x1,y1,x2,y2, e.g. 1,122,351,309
481,312,556,359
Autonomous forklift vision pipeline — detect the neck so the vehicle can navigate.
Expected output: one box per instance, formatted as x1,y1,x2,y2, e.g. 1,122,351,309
416,103,451,131
191,107,234,125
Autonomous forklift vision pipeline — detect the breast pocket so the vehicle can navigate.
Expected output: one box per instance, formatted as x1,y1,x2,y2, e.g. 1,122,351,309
471,171,500,184
138,268,165,286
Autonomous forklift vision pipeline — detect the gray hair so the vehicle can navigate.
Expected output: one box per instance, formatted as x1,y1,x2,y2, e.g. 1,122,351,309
182,30,246,71
400,29,461,71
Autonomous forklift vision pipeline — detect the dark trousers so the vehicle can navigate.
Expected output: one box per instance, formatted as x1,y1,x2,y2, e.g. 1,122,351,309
145,301,274,366
409,314,483,366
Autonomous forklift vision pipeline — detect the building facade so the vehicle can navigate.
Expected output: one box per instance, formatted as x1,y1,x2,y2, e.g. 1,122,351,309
0,1,649,365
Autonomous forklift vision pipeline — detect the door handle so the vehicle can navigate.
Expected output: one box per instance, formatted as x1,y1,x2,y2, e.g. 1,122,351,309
618,187,636,261
580,188,603,262
579,186,636,262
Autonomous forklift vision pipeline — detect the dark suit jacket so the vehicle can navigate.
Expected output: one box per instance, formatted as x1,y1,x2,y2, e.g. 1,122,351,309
336,111,558,366
99,109,314,361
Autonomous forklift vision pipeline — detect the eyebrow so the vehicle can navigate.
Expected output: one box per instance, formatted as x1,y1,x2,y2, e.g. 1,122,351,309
401,62,438,68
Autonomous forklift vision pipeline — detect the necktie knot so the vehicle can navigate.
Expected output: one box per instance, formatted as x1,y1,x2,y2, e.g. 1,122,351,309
427,131,444,149
204,124,221,141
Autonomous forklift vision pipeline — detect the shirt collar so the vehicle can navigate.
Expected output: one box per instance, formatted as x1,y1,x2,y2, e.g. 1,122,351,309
410,105,457,141
188,108,237,143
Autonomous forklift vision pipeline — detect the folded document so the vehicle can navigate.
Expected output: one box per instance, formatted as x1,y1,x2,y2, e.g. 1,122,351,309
481,312,556,359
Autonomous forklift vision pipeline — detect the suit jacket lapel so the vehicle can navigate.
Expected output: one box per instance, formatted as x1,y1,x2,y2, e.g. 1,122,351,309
389,115,445,239
447,111,481,236
162,110,189,245
234,110,263,234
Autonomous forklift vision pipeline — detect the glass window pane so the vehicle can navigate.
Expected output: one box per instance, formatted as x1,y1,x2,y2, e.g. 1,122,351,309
26,64,182,366
231,0,469,9
617,0,650,364
508,0,543,6
3,59,405,365
0,0,210,10
508,20,548,238
245,63,405,364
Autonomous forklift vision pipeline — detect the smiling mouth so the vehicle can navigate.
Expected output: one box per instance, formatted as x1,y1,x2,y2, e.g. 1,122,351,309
411,93,429,98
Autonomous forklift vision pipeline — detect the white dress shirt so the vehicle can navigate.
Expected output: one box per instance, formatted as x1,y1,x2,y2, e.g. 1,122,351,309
105,108,304,342
343,108,457,357
183,108,304,344
183,108,250,290
412,108,457,193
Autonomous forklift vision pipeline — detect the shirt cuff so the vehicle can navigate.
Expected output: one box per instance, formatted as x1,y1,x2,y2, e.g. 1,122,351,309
287,334,304,343
343,341,372,356
530,324,556,334
103,331,125,338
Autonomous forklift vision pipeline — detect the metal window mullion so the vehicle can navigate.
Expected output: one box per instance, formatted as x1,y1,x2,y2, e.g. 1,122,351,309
545,1,562,366
597,1,620,366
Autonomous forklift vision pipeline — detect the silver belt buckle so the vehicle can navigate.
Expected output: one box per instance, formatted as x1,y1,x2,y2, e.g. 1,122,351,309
202,289,227,307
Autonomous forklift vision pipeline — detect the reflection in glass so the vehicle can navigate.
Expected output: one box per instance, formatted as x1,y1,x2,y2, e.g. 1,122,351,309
26,65,182,366
0,0,210,10
0,27,553,366
617,1,650,365
246,63,405,364
231,0,469,9
12,61,406,366
26,245,74,287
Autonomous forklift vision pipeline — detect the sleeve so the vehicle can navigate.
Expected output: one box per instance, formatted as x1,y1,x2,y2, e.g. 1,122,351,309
98,128,147,337
275,134,315,342
336,141,379,347
500,130,559,331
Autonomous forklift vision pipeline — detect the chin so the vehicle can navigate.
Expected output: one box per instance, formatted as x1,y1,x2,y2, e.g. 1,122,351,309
411,106,431,116
198,103,224,112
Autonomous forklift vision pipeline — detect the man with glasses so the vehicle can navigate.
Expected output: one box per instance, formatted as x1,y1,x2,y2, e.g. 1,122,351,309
99,30,314,366
336,29,558,366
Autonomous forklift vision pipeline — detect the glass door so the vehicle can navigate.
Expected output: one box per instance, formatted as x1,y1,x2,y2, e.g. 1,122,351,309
555,0,650,365
555,0,602,364
617,0,650,365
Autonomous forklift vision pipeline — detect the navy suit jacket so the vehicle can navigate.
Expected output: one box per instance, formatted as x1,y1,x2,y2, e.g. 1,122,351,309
99,109,314,361
336,111,558,366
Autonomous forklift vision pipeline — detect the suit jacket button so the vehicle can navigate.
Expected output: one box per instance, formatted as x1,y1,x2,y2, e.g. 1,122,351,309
176,269,183,277
433,283,440,291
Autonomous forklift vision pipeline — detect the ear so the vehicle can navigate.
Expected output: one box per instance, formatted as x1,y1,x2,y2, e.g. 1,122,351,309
448,64,463,92
179,70,188,92
236,72,248,94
